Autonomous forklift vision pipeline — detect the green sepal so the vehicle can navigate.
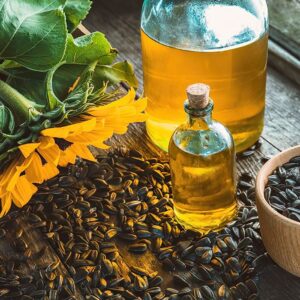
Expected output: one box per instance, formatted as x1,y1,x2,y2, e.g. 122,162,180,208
17,133,36,145
42,104,66,120
0,139,14,153
0,104,15,134
46,62,65,110
29,120,52,133
0,80,41,125
64,61,97,111
1,128,26,141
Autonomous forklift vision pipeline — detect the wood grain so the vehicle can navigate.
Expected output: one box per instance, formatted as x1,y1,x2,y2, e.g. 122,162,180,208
0,2,299,300
267,0,300,59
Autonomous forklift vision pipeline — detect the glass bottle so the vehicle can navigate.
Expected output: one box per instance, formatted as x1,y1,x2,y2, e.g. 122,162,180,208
169,83,237,233
141,0,269,153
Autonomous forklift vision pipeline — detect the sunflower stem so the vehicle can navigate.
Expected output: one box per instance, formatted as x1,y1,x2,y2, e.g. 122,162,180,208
0,79,40,124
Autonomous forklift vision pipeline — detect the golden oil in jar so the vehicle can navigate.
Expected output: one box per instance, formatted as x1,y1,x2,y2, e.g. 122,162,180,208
169,84,237,233
141,1,269,153
142,31,268,153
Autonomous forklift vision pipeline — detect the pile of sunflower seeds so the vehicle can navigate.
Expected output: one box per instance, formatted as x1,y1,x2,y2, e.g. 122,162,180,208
265,156,300,222
0,216,76,299
1,148,269,299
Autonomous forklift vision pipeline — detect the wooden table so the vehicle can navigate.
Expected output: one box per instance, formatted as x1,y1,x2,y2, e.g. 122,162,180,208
85,2,300,299
1,1,300,299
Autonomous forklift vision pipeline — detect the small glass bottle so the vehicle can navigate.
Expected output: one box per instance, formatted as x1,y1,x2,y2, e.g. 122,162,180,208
169,83,237,233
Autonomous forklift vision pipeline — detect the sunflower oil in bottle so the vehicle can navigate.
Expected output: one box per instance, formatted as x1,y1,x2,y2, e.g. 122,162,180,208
141,0,269,153
169,84,237,233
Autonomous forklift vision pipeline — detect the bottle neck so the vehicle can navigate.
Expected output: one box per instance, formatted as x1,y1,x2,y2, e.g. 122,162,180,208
184,100,214,129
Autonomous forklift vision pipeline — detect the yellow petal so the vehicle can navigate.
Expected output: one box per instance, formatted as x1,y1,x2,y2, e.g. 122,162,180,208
134,97,148,111
111,125,129,135
7,155,33,192
88,99,147,130
42,163,59,181
19,142,40,158
92,140,110,149
0,193,12,218
0,159,19,187
66,129,113,144
38,142,60,166
12,176,37,208
42,118,97,139
0,188,5,198
94,121,128,136
25,152,45,184
88,89,136,116
103,88,135,107
58,147,77,167
39,136,56,149
69,143,96,162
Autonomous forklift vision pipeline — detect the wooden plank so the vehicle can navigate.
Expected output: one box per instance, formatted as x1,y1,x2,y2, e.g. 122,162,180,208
264,67,300,150
269,39,300,86
258,264,300,300
267,0,300,59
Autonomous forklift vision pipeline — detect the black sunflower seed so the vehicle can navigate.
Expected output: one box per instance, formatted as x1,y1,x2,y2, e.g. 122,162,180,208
0,148,269,299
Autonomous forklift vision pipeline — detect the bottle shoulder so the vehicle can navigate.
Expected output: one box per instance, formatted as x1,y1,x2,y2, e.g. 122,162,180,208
141,0,268,51
170,120,234,156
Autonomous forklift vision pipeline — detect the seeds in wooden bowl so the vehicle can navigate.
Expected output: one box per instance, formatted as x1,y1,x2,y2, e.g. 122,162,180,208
265,156,300,221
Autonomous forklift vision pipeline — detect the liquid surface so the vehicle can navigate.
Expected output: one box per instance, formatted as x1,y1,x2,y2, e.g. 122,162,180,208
169,132,237,232
142,2,268,51
141,2,268,152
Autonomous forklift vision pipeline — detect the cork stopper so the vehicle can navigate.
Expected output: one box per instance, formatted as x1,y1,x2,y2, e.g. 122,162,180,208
186,83,210,109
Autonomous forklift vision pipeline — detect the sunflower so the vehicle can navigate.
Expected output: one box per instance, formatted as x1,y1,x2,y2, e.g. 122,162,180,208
0,89,147,216
42,88,147,166
0,136,60,217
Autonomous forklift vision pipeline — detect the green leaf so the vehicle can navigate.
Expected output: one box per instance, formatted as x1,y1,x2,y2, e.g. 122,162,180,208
52,64,85,100
5,67,47,108
64,33,117,65
51,61,138,100
64,0,92,32
93,61,138,89
5,60,138,106
0,0,68,71
3,59,138,121
0,60,22,70
5,65,65,113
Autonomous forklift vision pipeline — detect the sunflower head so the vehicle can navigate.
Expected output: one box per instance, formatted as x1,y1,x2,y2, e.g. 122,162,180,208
0,89,147,217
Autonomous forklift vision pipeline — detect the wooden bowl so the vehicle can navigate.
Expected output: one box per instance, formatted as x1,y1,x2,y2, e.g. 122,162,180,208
256,145,300,277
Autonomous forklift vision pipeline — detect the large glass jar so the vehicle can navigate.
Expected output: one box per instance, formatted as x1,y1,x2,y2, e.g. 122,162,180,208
141,0,269,153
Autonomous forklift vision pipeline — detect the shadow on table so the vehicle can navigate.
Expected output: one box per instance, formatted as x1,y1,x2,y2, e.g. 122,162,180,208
259,264,300,300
